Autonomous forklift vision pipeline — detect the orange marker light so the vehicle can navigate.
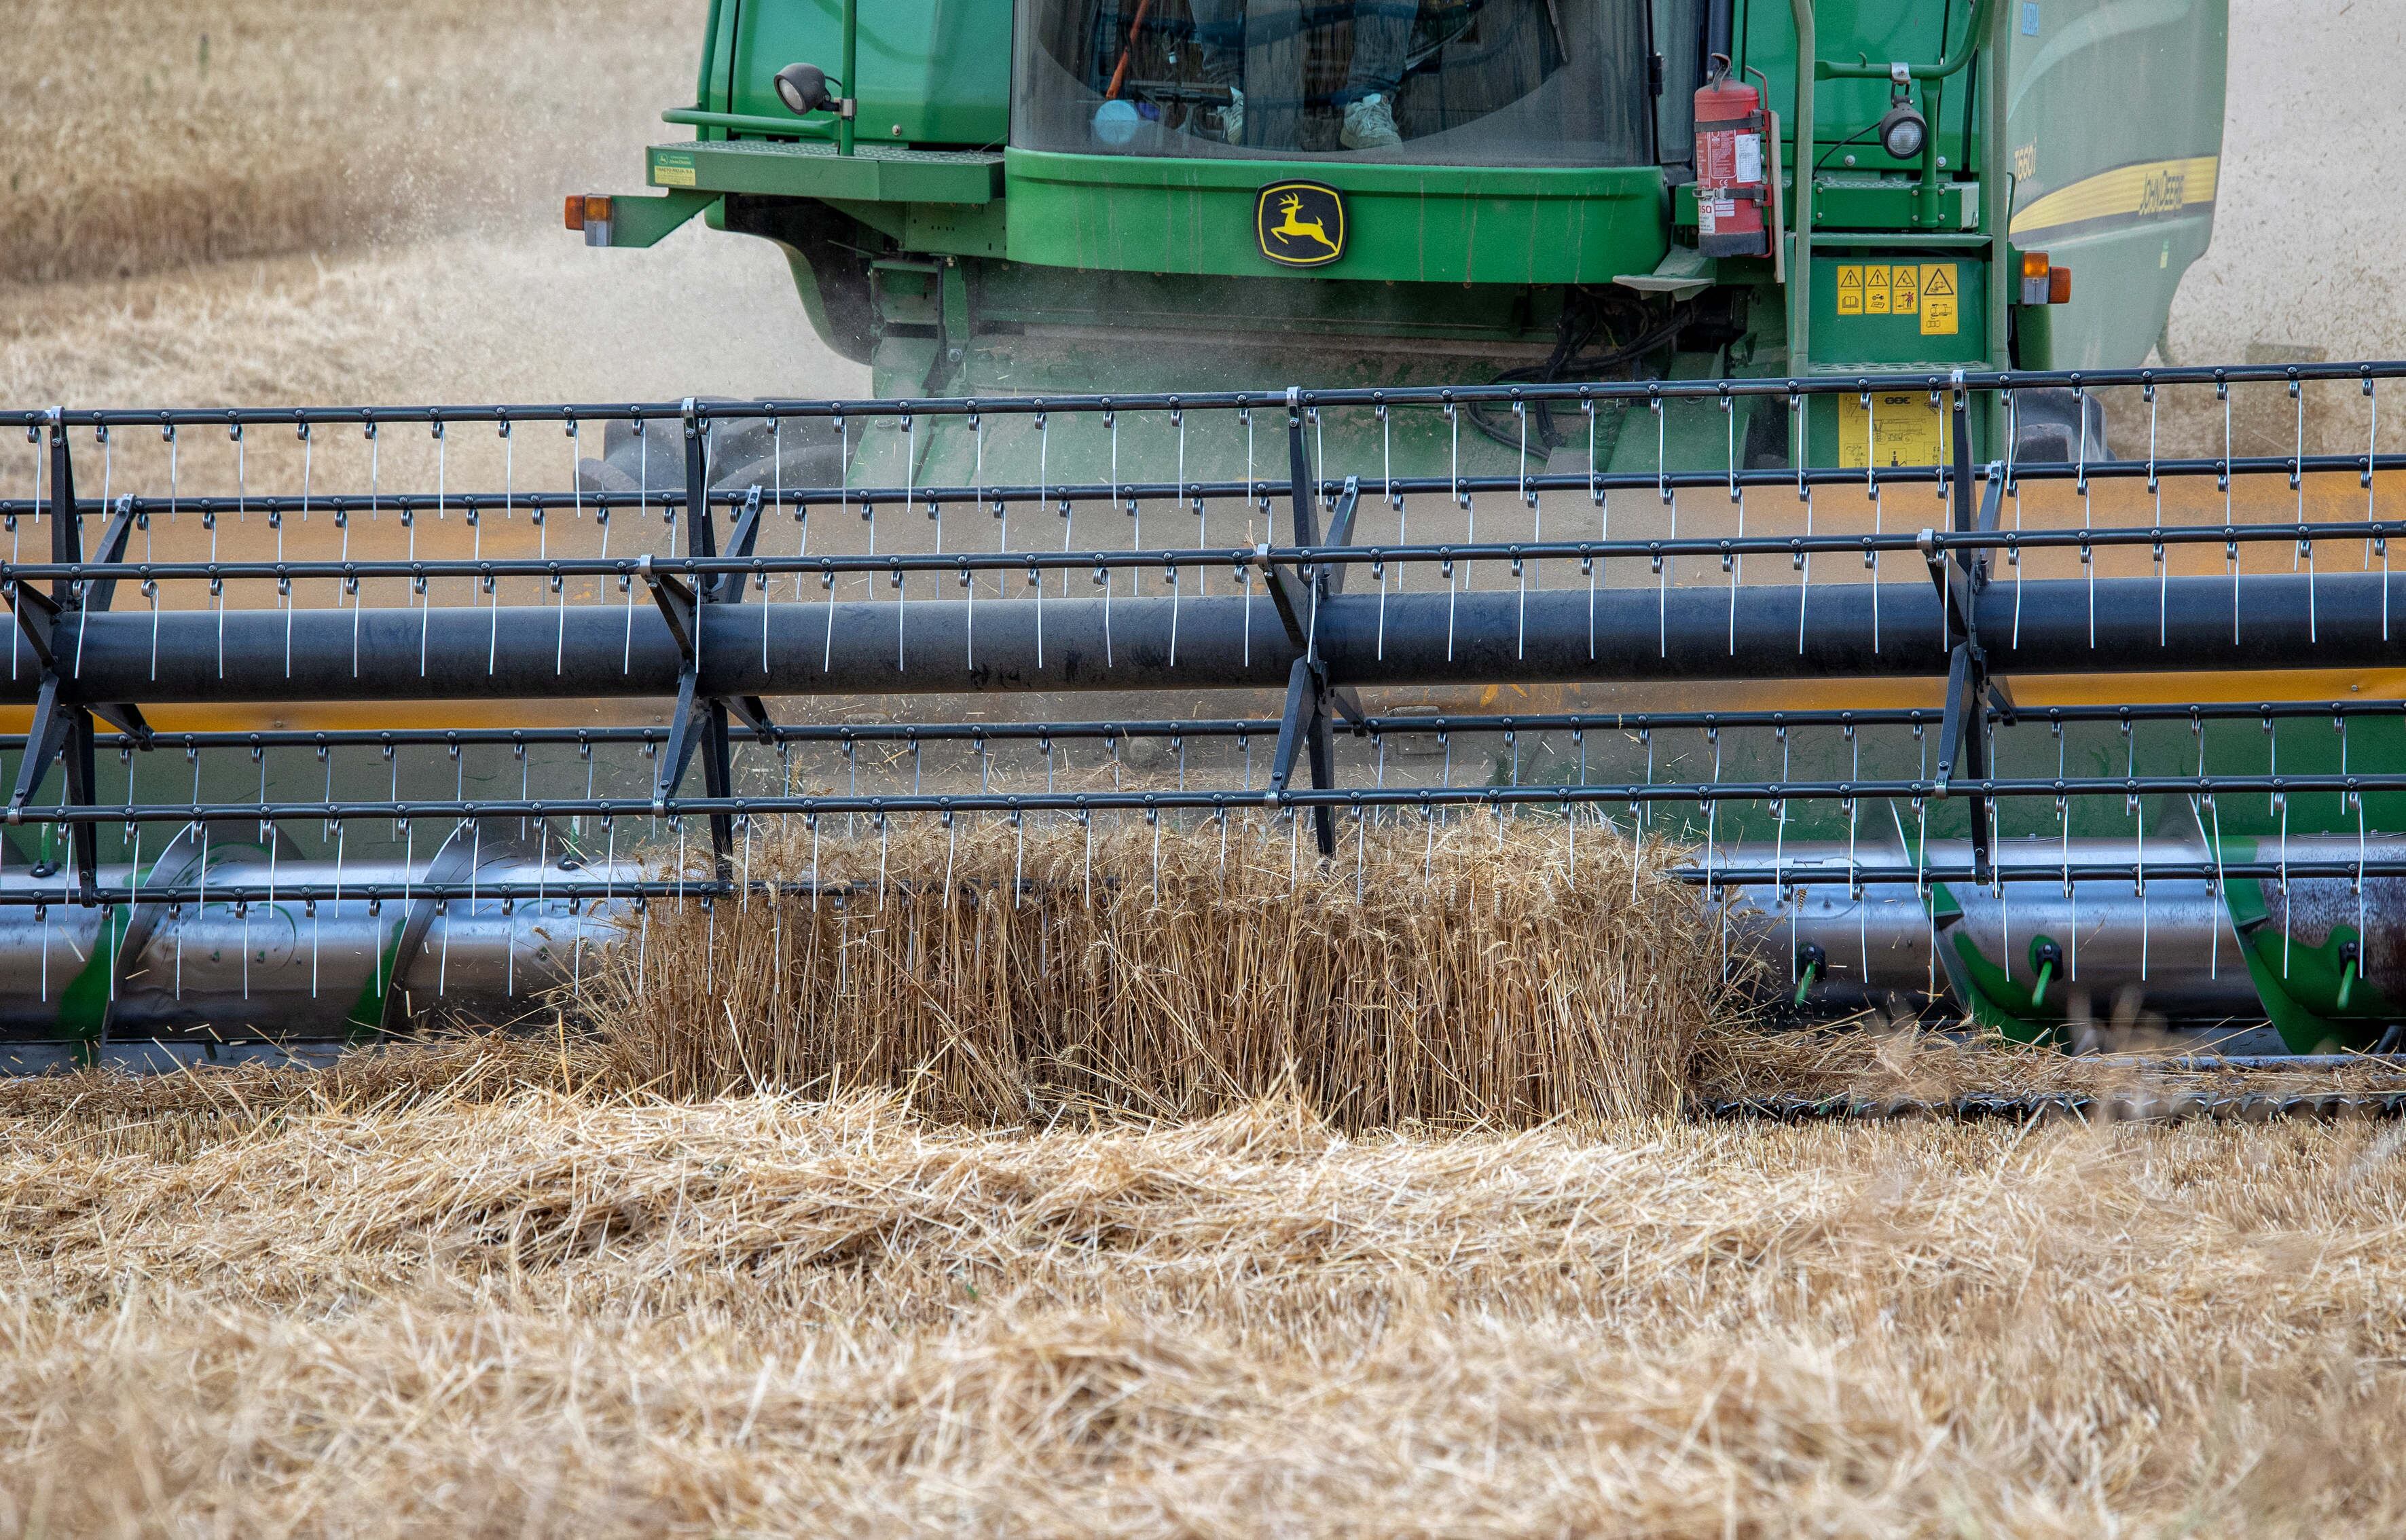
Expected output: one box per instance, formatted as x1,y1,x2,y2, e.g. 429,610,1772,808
2018,250,2053,307
2047,264,2073,304
566,196,613,245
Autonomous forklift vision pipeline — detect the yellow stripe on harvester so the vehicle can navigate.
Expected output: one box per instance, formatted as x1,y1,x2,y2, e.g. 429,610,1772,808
2008,155,2219,240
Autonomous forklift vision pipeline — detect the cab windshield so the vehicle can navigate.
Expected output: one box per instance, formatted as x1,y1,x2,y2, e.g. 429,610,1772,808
1014,0,1656,166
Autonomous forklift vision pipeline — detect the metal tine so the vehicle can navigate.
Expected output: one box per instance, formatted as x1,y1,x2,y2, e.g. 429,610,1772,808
219,420,246,678
1859,390,1886,653
2369,376,2391,641
1840,720,1872,981
2124,716,2149,980
2278,784,2293,972
1645,390,1675,655
2003,387,2029,648
2349,773,2372,991
2291,375,2320,644
1720,390,1742,655
1445,392,1469,517
2063,381,2096,650
1514,395,1532,510
2145,380,2169,644
1038,407,1068,596
2219,375,2242,644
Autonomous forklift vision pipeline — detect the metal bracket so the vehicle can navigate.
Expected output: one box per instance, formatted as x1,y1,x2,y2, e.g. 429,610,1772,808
1928,416,2001,884
5,581,59,673
642,480,771,873
1318,476,1362,594
1269,656,1339,858
4,424,109,899
83,495,141,615
639,552,699,661
1256,545,1315,650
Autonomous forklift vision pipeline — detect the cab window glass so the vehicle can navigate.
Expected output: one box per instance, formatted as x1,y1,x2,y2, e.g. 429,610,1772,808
1015,0,1655,166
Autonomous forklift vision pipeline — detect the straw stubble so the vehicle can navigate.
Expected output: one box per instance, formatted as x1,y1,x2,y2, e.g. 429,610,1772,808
5,1080,2406,1535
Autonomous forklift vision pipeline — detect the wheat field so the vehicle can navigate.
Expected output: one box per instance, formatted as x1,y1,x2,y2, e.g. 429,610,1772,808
0,0,843,410
10,2,2406,1533
5,1042,2406,1537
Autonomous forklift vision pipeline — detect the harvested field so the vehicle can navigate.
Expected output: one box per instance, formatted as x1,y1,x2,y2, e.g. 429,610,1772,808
9,2,2406,1533
0,0,852,410
7,1051,2406,1535
3,0,687,287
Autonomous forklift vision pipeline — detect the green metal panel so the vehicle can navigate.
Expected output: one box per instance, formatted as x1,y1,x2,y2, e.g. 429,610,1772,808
725,0,1013,147
1806,250,1990,369
2000,0,2229,368
972,263,1552,341
649,141,1004,204
1003,149,1668,284
1738,0,1984,168
598,189,720,249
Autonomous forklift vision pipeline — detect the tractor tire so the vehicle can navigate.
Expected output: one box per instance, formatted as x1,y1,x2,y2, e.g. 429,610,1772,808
2010,388,2112,464
575,401,849,499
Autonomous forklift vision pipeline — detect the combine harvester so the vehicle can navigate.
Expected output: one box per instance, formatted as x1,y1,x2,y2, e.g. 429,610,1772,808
8,0,2405,1070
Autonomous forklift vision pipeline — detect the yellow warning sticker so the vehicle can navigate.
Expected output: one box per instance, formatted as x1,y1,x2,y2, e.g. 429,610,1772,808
1891,265,1919,316
1863,263,1892,316
1835,264,1864,316
1837,390,1946,470
1918,263,1958,335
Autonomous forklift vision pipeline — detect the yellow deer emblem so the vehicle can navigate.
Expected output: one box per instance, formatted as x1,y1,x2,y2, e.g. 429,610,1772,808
1269,193,1339,255
1256,181,1345,266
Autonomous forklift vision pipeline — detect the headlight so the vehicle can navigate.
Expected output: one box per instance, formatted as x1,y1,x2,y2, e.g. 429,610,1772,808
1878,105,1928,162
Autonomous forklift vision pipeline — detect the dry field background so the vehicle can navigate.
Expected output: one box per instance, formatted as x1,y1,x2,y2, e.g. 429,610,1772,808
7,3,2406,1534
7,1043,2406,1536
0,0,838,407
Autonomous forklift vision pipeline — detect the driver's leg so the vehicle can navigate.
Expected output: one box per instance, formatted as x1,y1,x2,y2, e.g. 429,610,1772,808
1188,0,1248,141
1339,0,1412,148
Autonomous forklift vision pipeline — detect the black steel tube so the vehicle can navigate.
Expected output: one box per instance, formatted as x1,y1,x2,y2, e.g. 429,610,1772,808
10,358,2403,430
18,571,2406,705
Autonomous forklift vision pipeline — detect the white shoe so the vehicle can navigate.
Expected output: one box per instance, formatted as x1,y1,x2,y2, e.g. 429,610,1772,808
1221,85,1245,143
1341,92,1401,149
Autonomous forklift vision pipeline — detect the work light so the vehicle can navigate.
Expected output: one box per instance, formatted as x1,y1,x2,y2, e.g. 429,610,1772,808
774,62,832,115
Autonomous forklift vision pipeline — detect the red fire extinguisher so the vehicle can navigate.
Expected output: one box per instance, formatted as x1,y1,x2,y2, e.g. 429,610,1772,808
1694,59,1770,259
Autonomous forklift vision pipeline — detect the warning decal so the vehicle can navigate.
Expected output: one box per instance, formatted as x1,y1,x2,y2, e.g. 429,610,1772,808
1837,390,1946,470
1832,262,1964,337
1891,265,1918,316
1918,263,1959,335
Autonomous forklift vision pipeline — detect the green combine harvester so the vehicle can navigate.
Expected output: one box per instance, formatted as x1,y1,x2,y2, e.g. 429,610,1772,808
571,0,2223,483
20,0,2406,1074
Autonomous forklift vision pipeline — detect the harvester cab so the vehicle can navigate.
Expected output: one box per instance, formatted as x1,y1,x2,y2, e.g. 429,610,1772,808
572,0,2223,487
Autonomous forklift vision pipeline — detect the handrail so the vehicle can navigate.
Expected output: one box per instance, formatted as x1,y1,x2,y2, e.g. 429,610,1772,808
1817,0,1994,81
662,109,835,141
839,0,859,155
1787,0,1815,376
1984,0,2012,381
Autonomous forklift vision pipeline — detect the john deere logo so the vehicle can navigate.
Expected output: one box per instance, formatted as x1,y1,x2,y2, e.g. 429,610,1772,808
1256,181,1345,268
